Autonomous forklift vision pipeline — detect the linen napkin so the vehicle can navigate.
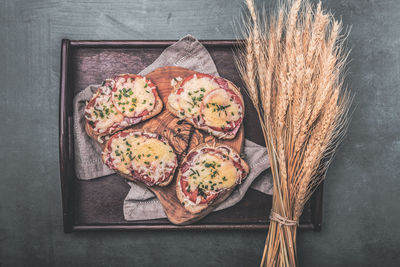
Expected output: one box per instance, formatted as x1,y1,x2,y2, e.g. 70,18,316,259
73,35,273,221
124,139,272,220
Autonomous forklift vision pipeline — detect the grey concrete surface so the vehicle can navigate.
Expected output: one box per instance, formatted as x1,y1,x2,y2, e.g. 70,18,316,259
0,0,399,266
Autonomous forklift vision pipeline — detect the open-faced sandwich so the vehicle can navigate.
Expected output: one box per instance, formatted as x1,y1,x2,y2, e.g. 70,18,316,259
85,74,163,143
176,143,249,214
167,73,244,139
102,130,177,187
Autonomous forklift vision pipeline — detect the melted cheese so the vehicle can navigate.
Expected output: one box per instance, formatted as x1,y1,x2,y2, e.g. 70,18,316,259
85,91,123,134
184,152,238,192
170,76,182,87
177,75,219,117
109,133,176,182
112,76,156,117
201,89,242,129
167,91,180,112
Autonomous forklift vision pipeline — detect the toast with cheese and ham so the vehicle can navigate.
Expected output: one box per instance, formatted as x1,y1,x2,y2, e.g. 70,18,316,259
102,130,177,187
85,74,163,143
176,143,249,214
167,73,244,139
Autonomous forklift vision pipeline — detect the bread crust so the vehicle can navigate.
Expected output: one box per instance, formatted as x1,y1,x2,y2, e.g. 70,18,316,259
166,75,244,140
102,129,177,187
85,76,163,144
176,143,249,214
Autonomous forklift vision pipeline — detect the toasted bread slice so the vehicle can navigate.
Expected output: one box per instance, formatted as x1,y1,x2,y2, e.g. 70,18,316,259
176,143,249,214
85,74,163,144
102,129,177,187
166,73,245,140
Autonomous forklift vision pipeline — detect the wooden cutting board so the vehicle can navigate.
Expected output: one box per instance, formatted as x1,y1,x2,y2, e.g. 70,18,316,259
127,66,244,225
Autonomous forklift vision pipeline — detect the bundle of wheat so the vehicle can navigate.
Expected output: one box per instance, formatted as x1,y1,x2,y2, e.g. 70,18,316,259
235,0,352,266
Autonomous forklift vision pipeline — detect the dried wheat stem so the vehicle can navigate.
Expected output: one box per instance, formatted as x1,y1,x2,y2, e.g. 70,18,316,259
235,0,351,266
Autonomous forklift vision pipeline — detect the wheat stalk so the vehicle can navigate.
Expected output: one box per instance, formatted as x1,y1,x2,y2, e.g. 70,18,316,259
235,0,351,266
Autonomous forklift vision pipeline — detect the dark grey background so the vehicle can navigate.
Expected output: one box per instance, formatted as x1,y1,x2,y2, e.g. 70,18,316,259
1,0,399,266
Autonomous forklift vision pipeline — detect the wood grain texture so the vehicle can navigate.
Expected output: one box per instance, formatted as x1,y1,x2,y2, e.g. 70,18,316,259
112,66,244,225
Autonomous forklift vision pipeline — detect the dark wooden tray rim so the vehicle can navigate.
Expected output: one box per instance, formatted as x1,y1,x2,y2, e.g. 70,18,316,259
59,39,323,233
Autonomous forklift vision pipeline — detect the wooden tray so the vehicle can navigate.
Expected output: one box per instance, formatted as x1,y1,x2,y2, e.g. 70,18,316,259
59,39,323,232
